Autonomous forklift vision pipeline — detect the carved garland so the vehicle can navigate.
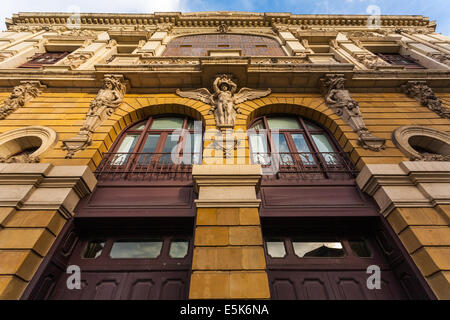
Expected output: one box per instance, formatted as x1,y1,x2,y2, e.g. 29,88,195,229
321,74,386,151
0,81,45,119
401,81,450,119
62,74,127,158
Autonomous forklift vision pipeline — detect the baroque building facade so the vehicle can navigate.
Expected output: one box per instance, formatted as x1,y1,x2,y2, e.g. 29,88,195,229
0,11,449,300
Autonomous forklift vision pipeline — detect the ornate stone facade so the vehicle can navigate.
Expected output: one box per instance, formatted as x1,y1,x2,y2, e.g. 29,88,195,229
0,11,448,301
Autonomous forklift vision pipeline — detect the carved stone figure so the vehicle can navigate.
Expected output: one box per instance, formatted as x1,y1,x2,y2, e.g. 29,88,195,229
176,74,271,129
321,74,386,151
0,82,43,119
401,81,450,119
62,75,127,158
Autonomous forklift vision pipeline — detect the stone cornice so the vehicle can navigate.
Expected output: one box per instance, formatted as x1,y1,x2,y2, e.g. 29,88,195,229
6,12,435,31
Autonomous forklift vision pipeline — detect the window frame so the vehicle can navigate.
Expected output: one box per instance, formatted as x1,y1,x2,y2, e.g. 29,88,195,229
247,115,345,178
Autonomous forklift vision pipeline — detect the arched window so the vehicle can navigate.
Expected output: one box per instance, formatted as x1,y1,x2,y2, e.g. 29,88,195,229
162,34,286,57
248,115,354,179
97,115,202,179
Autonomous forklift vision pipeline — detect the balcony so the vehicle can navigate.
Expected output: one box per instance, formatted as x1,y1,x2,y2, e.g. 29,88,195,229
251,151,357,181
94,152,200,182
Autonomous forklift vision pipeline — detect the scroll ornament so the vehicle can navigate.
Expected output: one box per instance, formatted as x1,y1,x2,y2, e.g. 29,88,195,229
62,75,126,158
401,81,450,119
321,74,386,151
176,74,271,130
0,81,43,119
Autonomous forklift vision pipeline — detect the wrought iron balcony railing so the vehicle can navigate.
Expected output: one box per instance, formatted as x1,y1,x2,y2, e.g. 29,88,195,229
251,151,357,180
94,152,200,181
95,151,356,181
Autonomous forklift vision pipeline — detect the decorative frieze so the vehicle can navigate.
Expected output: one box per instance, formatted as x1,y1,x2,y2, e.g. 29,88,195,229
0,81,45,119
62,75,127,158
401,81,450,119
176,74,271,129
321,74,386,151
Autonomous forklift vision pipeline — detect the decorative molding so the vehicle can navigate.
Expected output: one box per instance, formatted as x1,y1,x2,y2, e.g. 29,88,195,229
401,81,450,119
0,81,45,119
427,53,450,66
0,52,15,62
176,74,271,129
7,12,435,31
392,125,450,161
354,53,390,70
321,74,386,151
62,74,127,158
217,23,230,33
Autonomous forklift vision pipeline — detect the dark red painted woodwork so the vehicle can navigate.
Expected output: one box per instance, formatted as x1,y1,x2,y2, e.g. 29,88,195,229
263,218,435,300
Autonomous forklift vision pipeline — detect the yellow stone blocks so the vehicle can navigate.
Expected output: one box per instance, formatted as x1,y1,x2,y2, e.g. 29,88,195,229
191,207,269,299
189,271,270,299
0,276,28,300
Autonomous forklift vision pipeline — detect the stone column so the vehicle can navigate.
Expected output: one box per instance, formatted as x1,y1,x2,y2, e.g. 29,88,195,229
357,161,450,299
0,164,96,299
189,165,270,299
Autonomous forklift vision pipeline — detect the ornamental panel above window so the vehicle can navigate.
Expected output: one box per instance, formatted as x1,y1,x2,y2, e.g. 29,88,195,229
162,34,286,57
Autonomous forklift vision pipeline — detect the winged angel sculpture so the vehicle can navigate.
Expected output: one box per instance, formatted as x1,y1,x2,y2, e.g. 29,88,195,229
176,75,271,128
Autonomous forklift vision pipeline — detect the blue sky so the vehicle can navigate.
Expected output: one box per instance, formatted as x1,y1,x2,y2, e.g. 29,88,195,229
1,0,449,35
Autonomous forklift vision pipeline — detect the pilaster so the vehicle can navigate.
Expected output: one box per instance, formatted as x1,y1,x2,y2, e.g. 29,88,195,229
189,165,270,299
0,164,96,299
357,161,450,299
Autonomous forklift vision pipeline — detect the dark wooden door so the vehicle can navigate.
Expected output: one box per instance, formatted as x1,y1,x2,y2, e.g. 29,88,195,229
265,230,409,300
49,234,192,300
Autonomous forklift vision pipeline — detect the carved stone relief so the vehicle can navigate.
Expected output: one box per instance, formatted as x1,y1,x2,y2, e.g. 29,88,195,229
0,81,44,119
63,51,94,69
401,81,450,119
176,74,271,129
321,74,386,151
62,75,127,158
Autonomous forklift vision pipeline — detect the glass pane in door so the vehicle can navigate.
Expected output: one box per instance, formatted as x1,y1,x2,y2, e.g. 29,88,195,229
249,133,270,165
160,134,180,164
112,134,139,165
271,133,293,165
139,134,160,164
291,133,315,165
311,134,339,164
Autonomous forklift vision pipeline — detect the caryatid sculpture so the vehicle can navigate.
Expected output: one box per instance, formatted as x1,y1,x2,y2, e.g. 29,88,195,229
176,75,271,129
62,75,126,158
321,74,386,151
